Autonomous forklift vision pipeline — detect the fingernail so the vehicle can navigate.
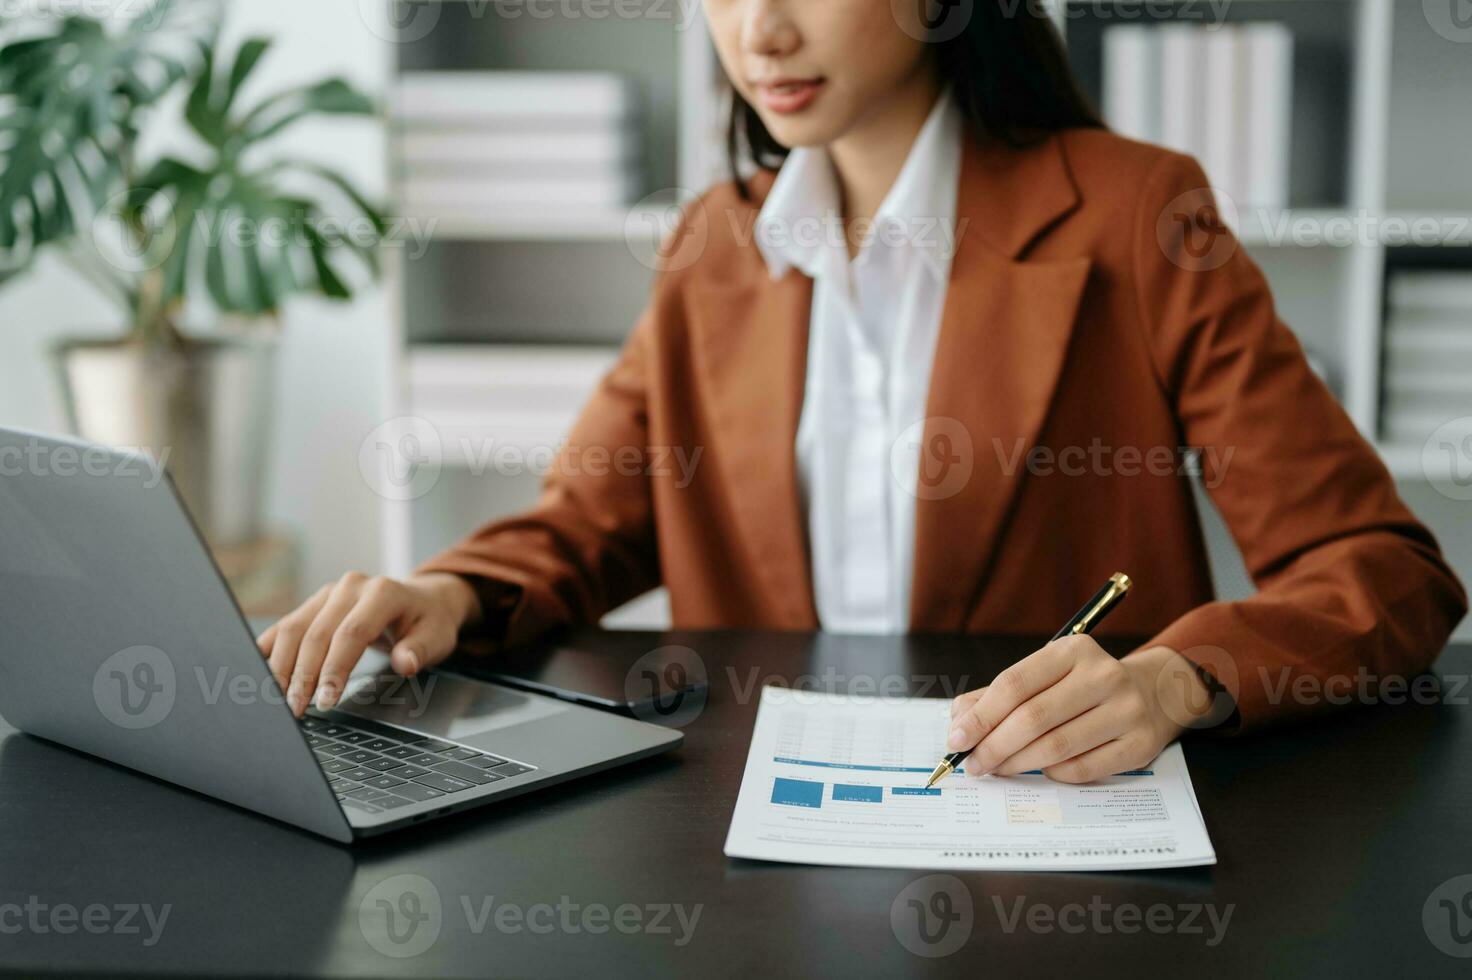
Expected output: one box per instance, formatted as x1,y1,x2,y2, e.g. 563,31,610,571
397,648,420,675
947,726,967,751
317,682,339,709
288,690,305,716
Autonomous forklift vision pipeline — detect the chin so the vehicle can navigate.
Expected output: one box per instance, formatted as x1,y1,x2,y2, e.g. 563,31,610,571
754,112,847,151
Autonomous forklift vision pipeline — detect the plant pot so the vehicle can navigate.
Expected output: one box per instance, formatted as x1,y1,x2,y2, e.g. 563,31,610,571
51,333,278,547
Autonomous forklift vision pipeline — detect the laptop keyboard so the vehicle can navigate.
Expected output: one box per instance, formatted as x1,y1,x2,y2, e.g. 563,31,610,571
299,714,536,815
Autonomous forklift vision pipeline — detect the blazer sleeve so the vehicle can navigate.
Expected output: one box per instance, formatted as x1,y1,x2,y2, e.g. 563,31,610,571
413,304,663,648
1130,152,1467,731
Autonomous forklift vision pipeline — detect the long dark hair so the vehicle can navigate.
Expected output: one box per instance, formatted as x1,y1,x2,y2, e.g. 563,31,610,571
727,3,1102,197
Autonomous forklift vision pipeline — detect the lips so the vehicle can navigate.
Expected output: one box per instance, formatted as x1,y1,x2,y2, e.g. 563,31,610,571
753,77,825,114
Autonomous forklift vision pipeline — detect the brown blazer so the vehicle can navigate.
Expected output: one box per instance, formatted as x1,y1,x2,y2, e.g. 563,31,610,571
419,127,1467,731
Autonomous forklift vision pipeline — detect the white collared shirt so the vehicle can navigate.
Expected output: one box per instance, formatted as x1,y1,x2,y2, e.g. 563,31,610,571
755,95,963,633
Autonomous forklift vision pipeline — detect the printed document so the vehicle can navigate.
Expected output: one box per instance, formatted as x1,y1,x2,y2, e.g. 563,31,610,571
724,688,1216,871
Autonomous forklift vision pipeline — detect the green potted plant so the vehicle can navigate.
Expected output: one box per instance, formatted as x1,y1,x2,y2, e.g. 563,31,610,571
0,0,384,545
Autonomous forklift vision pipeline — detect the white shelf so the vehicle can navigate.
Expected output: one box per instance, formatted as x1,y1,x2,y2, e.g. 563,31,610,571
1383,211,1472,247
408,342,617,377
406,344,619,465
1376,442,1463,482
1229,208,1472,249
411,196,680,242
379,11,721,578
1235,208,1361,248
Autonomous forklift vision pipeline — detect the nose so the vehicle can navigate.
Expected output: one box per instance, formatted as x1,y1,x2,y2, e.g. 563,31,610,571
740,0,800,59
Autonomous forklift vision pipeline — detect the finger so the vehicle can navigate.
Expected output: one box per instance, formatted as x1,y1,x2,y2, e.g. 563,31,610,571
950,687,986,719
288,574,365,717
266,586,330,695
946,638,1084,751
960,671,1110,776
990,703,1131,776
317,577,410,709
1043,734,1156,785
389,615,459,678
257,622,278,657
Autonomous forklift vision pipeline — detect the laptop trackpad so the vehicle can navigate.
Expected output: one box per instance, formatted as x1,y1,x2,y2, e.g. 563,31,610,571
335,654,572,743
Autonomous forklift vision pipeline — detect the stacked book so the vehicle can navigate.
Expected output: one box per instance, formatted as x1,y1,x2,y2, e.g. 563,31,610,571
1103,22,1294,211
1381,272,1472,445
392,72,643,222
406,345,619,464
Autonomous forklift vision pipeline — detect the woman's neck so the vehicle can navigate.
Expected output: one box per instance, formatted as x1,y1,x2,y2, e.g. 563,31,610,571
827,66,943,257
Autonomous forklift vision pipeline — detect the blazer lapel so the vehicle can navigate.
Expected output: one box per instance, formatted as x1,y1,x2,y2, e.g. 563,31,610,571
909,132,1093,630
688,270,819,628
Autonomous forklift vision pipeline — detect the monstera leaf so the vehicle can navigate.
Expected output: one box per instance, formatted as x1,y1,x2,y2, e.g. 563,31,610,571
0,0,217,276
0,3,382,335
120,35,384,319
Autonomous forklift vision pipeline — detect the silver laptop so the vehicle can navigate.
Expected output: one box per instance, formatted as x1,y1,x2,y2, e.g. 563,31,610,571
0,428,682,842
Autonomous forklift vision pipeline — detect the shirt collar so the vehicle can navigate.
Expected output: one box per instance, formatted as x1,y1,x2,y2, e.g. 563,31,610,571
754,92,963,282
753,142,842,282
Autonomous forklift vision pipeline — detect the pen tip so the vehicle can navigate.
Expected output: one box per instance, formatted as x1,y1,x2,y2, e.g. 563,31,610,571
924,762,951,789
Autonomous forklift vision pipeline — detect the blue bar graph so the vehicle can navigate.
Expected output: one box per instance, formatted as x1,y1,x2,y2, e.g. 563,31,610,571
832,784,883,803
892,787,941,797
770,777,824,808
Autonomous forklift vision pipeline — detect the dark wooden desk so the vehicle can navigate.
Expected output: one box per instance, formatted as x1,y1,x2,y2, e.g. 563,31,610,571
2,631,1471,978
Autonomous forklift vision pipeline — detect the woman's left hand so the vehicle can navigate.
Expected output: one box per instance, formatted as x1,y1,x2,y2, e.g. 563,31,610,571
945,637,1210,783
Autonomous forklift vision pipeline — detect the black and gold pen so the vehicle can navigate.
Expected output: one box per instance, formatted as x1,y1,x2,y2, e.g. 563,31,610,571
923,572,1133,789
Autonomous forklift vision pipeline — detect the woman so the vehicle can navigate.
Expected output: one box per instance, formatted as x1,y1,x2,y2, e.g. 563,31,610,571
260,2,1466,781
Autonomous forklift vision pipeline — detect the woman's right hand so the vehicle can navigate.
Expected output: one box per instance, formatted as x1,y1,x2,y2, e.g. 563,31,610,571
256,571,483,718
